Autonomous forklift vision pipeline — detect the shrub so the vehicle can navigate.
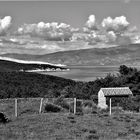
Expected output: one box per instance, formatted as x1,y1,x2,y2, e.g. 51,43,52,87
89,129,97,134
85,134,99,140
111,106,124,114
82,106,93,114
83,100,94,108
70,120,76,123
54,95,64,104
118,132,127,137
82,101,97,114
44,103,62,113
54,96,70,110
0,112,10,123
67,115,75,120
97,108,109,117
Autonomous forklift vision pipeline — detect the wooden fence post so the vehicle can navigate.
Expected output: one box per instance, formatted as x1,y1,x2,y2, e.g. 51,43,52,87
39,98,43,114
15,98,18,117
74,98,76,114
109,98,112,115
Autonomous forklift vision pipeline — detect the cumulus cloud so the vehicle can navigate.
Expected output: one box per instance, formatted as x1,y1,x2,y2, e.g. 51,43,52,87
83,15,132,45
102,16,129,33
127,26,137,33
0,14,137,48
84,15,98,32
72,15,136,46
86,15,96,29
107,31,117,43
17,22,78,41
100,16,135,45
0,16,12,35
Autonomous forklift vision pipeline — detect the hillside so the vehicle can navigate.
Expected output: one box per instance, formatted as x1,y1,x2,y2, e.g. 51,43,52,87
0,65,140,111
0,58,68,72
0,72,76,98
2,44,140,66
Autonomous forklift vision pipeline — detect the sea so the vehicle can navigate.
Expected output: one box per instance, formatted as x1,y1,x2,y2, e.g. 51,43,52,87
39,66,120,82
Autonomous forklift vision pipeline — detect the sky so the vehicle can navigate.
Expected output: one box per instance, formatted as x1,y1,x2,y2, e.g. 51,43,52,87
0,0,139,30
0,0,140,55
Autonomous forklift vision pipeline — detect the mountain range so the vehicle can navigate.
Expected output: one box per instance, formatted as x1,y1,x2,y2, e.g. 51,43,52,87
1,43,140,66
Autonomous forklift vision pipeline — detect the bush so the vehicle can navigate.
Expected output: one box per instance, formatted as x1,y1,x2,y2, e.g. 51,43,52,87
0,112,10,123
82,101,97,114
97,108,109,117
44,103,62,113
83,102,92,107
111,106,124,114
85,134,99,140
54,96,70,110
82,106,93,114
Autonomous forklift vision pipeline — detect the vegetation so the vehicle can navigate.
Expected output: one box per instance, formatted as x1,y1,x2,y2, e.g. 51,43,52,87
44,103,62,113
0,64,140,111
0,72,76,98
53,95,70,110
1,113,140,139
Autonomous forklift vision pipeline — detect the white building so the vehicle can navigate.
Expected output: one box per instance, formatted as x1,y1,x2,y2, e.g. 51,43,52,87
98,87,133,109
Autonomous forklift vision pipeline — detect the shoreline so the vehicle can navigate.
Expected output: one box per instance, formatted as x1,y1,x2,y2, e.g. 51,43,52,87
25,68,70,73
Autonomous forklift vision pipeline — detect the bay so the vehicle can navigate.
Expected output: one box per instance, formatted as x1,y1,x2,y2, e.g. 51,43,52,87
39,66,120,82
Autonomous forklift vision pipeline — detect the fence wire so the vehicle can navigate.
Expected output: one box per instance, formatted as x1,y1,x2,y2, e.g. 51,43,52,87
0,98,95,118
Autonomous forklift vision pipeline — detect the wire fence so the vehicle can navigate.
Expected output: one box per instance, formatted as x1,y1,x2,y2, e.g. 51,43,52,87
0,98,91,118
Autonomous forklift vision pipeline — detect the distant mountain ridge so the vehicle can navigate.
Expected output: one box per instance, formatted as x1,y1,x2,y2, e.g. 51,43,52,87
1,43,140,66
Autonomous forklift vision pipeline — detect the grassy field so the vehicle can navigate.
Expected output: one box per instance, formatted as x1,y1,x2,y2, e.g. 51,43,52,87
0,98,73,117
1,98,140,139
0,98,42,117
1,112,140,140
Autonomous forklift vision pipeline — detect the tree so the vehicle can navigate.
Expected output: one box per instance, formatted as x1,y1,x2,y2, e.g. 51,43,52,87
119,65,130,75
119,65,137,76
